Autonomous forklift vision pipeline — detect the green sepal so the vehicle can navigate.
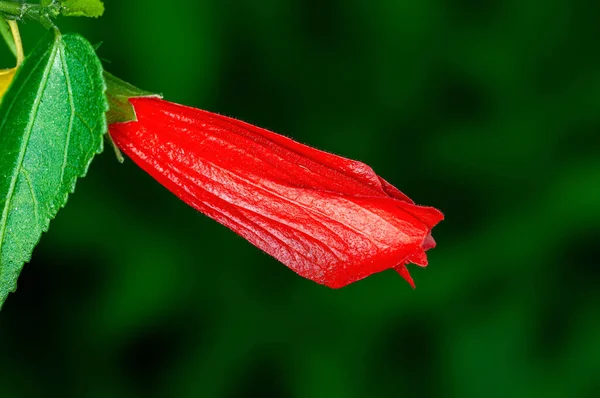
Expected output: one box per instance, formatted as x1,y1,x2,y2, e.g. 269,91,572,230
104,71,161,124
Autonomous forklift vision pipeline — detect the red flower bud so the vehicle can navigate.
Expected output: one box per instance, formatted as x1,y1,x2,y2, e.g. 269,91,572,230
109,98,443,288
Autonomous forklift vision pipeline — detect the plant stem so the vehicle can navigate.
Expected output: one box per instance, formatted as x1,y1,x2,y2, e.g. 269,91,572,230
0,1,60,25
8,20,22,66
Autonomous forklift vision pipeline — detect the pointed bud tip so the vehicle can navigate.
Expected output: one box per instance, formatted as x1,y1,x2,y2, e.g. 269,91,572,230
395,264,416,288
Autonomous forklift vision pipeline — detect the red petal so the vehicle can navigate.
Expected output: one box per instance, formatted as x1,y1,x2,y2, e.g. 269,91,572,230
377,176,414,203
109,98,444,288
408,250,428,267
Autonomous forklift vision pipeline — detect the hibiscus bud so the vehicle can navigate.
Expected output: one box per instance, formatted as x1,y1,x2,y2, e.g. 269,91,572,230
108,97,443,288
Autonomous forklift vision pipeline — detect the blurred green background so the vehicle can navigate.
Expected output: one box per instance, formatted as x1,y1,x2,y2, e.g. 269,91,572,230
1,0,599,397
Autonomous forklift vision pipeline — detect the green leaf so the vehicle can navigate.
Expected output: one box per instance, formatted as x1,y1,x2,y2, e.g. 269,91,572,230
60,0,104,18
0,17,16,59
0,30,107,309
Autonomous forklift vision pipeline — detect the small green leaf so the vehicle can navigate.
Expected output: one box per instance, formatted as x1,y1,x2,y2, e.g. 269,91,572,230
60,0,104,18
0,30,107,309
